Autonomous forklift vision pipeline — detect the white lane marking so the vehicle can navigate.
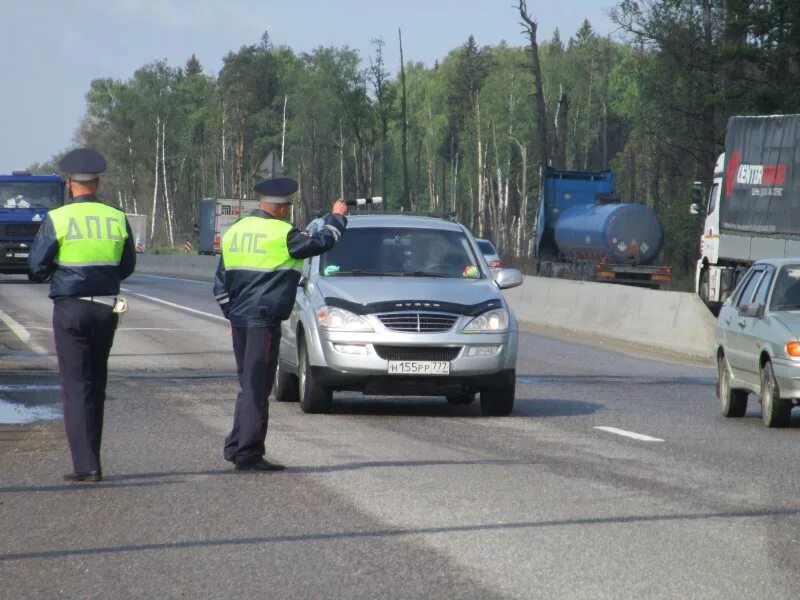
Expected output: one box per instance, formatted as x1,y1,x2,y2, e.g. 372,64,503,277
132,273,212,283
594,426,665,442
120,289,227,323
117,328,205,332
0,307,49,355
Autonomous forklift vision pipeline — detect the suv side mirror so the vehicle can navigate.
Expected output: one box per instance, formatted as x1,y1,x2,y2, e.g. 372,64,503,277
739,303,765,319
690,203,700,215
494,268,523,289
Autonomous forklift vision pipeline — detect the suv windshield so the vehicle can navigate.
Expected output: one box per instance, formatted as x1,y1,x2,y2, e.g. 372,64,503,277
770,264,800,311
320,227,484,279
0,182,63,210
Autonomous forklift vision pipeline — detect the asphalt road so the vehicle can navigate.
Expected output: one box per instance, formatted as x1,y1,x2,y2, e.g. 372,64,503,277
1,273,799,599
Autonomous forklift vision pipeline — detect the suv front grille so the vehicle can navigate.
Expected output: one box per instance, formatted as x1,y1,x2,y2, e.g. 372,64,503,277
377,311,459,333
0,223,41,238
373,345,462,361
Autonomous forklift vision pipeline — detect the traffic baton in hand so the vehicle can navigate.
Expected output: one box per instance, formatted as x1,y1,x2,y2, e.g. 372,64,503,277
345,196,383,207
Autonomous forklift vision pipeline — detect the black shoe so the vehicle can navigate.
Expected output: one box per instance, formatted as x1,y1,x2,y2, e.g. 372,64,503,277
234,458,286,472
63,471,102,482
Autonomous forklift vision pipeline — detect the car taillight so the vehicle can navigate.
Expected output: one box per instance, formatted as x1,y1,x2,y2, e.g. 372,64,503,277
488,259,503,268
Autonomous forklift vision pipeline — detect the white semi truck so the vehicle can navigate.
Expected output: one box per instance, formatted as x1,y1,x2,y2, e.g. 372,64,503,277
694,115,800,313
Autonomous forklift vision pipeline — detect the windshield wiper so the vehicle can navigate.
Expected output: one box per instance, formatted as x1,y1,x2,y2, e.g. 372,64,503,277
326,269,452,278
327,269,402,277
403,271,452,278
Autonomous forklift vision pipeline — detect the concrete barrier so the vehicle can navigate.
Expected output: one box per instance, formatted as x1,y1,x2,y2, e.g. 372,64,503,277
135,254,217,281
134,255,716,360
502,276,716,360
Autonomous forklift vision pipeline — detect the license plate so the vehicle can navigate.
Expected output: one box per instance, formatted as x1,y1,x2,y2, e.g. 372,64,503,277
387,361,450,375
6,252,28,258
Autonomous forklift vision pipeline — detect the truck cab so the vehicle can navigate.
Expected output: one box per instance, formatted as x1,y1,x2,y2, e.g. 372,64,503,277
0,172,64,277
694,153,726,308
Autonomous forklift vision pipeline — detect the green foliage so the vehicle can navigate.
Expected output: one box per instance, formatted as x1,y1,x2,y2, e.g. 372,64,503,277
31,3,800,268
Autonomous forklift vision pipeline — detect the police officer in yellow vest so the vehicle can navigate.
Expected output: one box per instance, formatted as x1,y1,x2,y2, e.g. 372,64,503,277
214,177,347,471
29,148,136,482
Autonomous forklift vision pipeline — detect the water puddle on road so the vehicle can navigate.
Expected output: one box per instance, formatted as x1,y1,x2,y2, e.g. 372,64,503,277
0,398,62,424
0,384,62,424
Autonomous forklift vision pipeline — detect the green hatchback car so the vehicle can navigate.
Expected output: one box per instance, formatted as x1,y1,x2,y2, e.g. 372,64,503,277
716,258,800,427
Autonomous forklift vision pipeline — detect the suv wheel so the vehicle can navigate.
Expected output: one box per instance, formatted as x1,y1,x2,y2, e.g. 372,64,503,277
299,342,332,414
718,355,747,418
761,360,791,428
274,360,299,403
480,371,515,416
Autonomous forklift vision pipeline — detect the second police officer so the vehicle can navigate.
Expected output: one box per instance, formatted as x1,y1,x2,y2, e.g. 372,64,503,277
29,148,136,482
214,177,347,472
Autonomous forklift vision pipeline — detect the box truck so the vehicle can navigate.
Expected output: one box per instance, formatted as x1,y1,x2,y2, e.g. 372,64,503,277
198,198,260,255
694,115,800,312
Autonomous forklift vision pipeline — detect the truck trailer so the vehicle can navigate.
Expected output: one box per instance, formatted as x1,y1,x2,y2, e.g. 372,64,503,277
198,197,260,255
531,166,671,287
694,115,800,312
0,172,64,278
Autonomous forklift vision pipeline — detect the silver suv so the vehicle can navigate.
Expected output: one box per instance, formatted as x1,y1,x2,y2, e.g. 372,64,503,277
274,214,523,415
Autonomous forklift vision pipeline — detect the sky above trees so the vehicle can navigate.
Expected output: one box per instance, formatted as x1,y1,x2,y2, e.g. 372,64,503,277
0,0,614,173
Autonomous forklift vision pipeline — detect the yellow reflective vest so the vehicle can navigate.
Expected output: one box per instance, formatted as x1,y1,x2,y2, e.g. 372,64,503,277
214,210,346,327
28,196,136,298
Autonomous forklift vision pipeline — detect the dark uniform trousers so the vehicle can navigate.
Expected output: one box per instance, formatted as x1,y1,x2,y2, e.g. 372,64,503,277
224,325,281,464
53,298,118,473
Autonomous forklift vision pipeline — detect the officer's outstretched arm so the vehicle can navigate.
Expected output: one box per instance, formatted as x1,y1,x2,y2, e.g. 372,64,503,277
28,215,58,281
287,213,347,259
213,255,230,317
119,221,137,280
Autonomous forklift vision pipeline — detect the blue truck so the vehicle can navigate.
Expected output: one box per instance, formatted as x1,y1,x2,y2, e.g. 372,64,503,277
531,166,672,287
0,171,65,279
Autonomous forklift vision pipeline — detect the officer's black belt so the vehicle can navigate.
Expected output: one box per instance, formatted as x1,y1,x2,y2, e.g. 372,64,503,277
77,296,117,307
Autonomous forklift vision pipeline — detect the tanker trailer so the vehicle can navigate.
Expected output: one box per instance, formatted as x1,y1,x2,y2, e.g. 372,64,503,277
531,166,672,287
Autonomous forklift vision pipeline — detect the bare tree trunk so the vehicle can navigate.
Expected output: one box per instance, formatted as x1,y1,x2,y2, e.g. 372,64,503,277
491,119,502,245
127,135,138,214
584,56,595,170
602,99,608,169
281,94,288,166
352,144,359,198
519,0,549,166
150,115,160,246
426,143,437,212
399,28,411,211
553,84,570,169
162,121,175,247
220,101,226,197
451,136,459,213
425,103,437,211
338,122,345,198
518,144,528,258
236,135,244,199
476,96,484,236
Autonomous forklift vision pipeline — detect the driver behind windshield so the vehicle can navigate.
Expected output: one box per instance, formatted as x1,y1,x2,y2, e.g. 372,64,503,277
415,235,464,276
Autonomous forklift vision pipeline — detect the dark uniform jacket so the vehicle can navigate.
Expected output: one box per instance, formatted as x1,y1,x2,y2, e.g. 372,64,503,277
28,195,137,298
214,210,346,327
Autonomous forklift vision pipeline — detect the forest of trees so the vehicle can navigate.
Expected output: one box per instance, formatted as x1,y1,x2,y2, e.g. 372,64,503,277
29,1,800,284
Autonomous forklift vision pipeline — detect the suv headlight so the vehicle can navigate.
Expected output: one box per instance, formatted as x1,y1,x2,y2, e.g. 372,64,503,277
463,308,509,333
316,306,373,332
